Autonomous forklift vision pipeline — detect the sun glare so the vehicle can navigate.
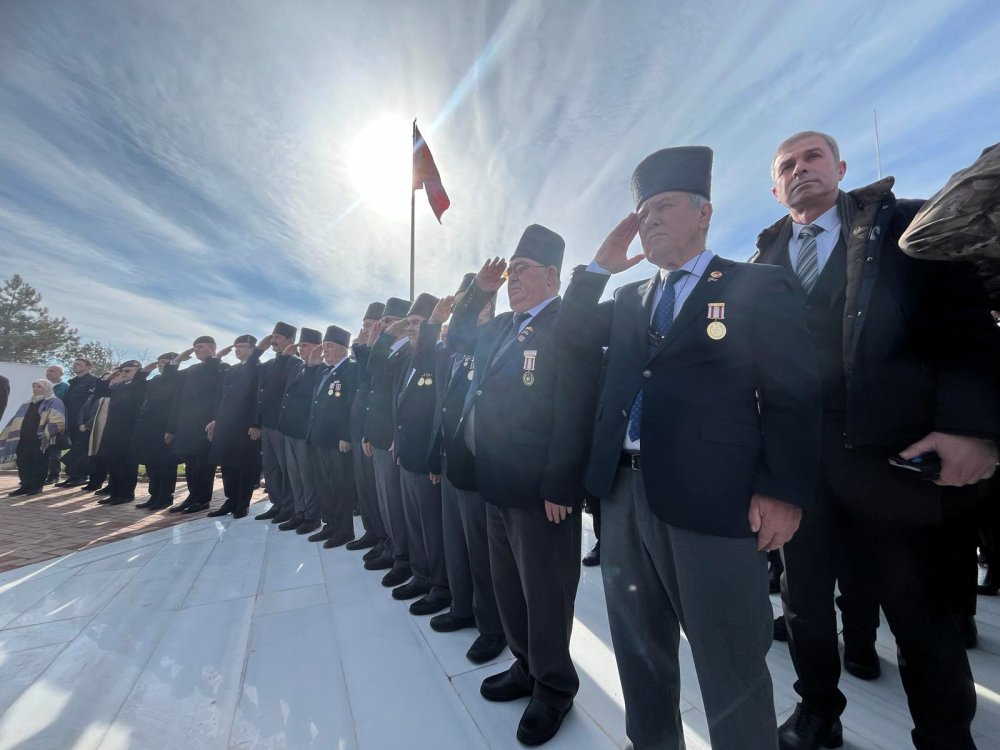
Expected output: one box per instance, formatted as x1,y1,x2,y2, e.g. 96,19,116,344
346,116,413,218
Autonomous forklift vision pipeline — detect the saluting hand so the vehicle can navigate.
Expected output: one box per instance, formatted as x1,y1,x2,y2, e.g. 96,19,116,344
142,361,158,373
430,295,456,324
216,345,234,359
282,343,298,356
256,334,275,352
748,493,801,552
476,257,508,293
307,346,323,365
544,500,573,524
174,348,195,364
385,317,410,338
594,213,644,273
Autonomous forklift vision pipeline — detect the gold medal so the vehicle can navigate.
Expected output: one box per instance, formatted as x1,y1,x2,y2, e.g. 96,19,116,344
707,321,727,340
522,371,535,387
424,376,433,386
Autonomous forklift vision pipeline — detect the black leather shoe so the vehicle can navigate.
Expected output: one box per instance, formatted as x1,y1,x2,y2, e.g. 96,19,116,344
480,668,532,702
80,483,103,492
308,525,335,542
7,488,29,497
467,633,508,664
410,592,451,616
207,503,235,517
381,567,412,587
232,509,248,519
517,698,572,746
169,501,193,514
581,542,600,567
134,499,156,509
323,534,354,549
182,502,209,513
296,518,322,535
255,506,280,521
63,478,89,488
272,509,295,525
362,544,384,562
773,615,788,642
346,533,378,551
94,487,112,496
430,612,477,633
957,615,978,649
96,496,113,504
843,641,880,680
778,704,843,749
146,501,173,511
392,579,431,600
106,496,135,505
364,556,393,571
278,516,304,531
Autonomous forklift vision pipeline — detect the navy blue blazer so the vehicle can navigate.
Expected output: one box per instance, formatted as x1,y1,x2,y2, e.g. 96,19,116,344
307,358,357,448
559,257,822,537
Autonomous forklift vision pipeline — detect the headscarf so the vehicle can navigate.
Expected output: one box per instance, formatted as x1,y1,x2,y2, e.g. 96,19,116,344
31,378,54,403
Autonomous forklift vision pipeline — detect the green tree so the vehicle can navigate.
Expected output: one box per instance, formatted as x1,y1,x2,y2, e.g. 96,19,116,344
0,275,80,364
74,340,143,377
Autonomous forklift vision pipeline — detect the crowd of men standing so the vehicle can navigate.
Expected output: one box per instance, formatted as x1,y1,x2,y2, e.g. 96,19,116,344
2,129,998,749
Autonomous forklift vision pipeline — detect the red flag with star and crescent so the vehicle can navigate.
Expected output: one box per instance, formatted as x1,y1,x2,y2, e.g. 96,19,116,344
413,122,450,222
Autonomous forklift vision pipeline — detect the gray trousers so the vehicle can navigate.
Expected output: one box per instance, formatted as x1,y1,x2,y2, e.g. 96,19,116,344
284,436,319,521
308,444,356,539
400,468,448,596
488,501,581,711
441,459,502,633
260,428,288,509
352,437,386,542
372,448,408,568
602,466,776,750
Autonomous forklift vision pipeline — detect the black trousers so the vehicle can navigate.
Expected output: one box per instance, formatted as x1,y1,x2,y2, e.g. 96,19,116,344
16,442,49,492
487,502,581,711
781,436,979,750
63,428,92,480
221,461,257,512
106,456,139,500
309,444,356,539
352,436,385,541
182,455,217,505
47,447,62,481
146,463,178,503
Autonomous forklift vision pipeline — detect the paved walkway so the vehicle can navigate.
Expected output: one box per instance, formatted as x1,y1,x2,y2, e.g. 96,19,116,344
0,473,262,574
1,475,998,748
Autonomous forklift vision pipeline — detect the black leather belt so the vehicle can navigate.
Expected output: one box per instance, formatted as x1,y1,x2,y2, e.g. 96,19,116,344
619,452,641,471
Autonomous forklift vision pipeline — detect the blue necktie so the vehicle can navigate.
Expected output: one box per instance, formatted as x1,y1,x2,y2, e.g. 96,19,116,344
627,270,688,442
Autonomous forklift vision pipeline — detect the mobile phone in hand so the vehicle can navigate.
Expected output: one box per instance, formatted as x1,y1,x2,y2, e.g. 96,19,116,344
888,452,941,480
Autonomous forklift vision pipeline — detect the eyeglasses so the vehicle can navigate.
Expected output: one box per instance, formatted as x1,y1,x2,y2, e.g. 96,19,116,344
503,261,547,279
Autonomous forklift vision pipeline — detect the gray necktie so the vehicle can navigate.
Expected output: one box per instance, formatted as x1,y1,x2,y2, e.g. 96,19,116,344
795,224,823,293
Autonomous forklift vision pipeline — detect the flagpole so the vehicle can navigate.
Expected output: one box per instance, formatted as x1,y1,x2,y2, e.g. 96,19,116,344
410,119,417,301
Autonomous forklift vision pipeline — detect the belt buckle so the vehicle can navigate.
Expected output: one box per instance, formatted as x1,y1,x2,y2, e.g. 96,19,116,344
630,453,641,471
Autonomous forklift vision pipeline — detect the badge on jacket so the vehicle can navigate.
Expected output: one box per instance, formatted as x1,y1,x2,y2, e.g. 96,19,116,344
706,303,727,340
522,350,537,386
418,373,433,387
329,380,342,397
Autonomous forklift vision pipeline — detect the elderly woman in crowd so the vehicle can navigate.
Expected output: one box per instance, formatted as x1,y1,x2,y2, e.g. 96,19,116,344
0,379,67,497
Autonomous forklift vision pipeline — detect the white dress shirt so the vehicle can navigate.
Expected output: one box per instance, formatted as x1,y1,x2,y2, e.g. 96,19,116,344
788,205,841,276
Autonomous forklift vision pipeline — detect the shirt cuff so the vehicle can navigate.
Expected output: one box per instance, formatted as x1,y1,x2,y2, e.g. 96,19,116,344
586,260,611,275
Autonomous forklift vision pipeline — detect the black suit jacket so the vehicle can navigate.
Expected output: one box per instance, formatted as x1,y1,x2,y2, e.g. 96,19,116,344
449,284,596,509
393,328,441,474
307,358,358,448
559,257,822,537
419,323,478,489
279,357,317,440
257,355,293,430
350,344,373,443
754,182,1000,447
95,372,150,460
167,358,229,458
364,334,412,450
134,370,181,466
210,349,263,466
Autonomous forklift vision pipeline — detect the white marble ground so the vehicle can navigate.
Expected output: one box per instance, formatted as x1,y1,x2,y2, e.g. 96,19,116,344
0,507,998,750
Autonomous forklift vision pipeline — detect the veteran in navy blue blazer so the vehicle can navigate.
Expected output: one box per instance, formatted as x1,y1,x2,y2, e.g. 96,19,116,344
556,146,821,750
448,224,599,747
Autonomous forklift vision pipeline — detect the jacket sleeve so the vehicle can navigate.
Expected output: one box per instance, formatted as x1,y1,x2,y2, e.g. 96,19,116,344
165,365,184,434
542,269,613,506
750,267,822,508
447,283,493,355
365,333,394,377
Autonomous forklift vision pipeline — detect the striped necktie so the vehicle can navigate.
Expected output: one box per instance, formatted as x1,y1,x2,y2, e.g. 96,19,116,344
795,224,823,293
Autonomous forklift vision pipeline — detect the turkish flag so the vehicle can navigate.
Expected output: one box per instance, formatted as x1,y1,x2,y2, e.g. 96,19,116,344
413,123,450,222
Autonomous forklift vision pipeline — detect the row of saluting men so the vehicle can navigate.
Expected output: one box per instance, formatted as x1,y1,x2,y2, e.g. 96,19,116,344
30,133,1000,749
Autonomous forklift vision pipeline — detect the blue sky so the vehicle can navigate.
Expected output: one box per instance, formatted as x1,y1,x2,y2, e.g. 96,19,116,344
1,0,998,359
